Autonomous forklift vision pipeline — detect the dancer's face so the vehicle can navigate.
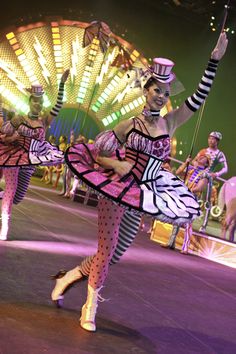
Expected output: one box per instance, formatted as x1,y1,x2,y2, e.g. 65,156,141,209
208,136,218,149
144,82,170,110
196,155,209,168
29,95,44,115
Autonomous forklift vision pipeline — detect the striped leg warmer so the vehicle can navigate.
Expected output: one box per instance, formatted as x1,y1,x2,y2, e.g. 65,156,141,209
13,167,35,204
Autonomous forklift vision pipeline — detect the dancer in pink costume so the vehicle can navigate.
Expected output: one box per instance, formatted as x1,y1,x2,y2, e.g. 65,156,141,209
55,33,227,332
0,69,69,240
218,177,236,242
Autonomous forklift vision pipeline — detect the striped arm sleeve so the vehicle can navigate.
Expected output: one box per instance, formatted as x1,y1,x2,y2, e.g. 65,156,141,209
49,82,65,117
185,59,219,112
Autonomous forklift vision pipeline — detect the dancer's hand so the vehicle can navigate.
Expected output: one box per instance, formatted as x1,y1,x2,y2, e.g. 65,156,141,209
113,160,133,177
60,69,70,83
0,133,7,142
209,172,218,179
211,32,228,60
185,156,192,164
0,131,20,143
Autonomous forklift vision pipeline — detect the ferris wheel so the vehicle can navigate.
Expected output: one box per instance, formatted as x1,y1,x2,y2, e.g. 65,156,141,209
0,18,171,138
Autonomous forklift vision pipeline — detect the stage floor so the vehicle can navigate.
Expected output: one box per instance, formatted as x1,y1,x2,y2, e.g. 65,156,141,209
0,177,236,354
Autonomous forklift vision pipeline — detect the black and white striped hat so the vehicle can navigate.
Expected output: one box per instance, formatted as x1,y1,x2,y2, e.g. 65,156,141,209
149,57,175,83
26,84,44,97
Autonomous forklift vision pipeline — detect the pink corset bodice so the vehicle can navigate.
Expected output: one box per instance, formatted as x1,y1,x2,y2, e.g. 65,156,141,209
125,130,171,183
126,129,171,159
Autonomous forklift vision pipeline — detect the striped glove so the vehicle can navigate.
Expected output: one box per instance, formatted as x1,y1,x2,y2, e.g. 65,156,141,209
185,59,218,112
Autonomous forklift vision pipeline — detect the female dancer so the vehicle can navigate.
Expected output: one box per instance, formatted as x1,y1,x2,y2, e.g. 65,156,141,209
0,69,69,240
55,33,228,332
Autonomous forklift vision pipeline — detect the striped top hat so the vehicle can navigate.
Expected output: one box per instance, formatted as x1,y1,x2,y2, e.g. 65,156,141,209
26,84,44,97
149,58,175,83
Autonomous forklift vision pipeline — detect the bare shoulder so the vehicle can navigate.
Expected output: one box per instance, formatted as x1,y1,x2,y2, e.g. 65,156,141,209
10,114,25,128
114,118,134,142
40,113,50,126
40,112,49,121
115,118,133,130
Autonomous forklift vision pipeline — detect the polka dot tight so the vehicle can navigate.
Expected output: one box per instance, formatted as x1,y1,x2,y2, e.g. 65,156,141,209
2,168,19,216
88,198,124,289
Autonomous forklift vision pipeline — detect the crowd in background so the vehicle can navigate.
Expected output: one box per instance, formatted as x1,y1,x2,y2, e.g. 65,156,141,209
39,132,93,199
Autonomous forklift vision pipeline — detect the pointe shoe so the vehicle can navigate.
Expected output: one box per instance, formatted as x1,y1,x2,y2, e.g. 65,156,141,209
80,304,97,332
0,232,7,241
80,284,102,332
180,250,188,255
51,266,83,308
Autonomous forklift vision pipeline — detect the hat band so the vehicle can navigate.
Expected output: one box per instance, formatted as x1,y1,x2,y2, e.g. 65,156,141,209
152,73,171,81
32,91,44,96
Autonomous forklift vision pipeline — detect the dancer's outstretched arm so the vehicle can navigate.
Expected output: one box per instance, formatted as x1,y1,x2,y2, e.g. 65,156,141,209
46,69,70,126
166,32,228,136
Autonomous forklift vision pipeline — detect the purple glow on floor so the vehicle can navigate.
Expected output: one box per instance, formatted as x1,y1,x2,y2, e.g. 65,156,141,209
0,239,212,270
24,196,97,222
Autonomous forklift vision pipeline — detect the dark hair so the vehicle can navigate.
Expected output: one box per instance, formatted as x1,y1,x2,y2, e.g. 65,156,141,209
49,135,56,142
144,77,159,90
7,110,15,120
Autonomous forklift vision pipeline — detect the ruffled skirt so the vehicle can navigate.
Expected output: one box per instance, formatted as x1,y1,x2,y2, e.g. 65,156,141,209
0,137,64,167
65,143,201,226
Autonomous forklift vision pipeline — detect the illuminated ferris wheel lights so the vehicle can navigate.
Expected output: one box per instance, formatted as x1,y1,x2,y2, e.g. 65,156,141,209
92,106,99,113
133,99,139,108
102,117,109,126
111,112,118,120
98,97,105,104
0,85,28,114
1,19,171,128
6,32,15,40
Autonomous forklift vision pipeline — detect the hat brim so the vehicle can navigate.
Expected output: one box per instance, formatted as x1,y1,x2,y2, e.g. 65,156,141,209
26,88,44,96
151,72,176,84
32,93,44,97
